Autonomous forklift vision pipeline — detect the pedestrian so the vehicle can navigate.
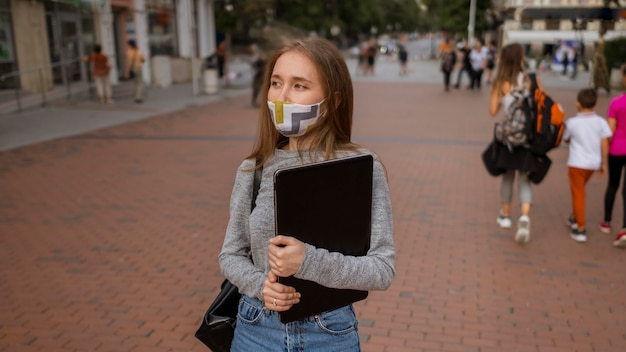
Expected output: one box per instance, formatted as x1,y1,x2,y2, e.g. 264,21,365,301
364,38,378,76
219,37,395,351
216,41,227,80
563,88,612,243
250,52,266,107
488,43,542,243
591,37,610,94
83,44,112,104
440,40,456,91
453,39,472,89
469,38,488,90
397,44,409,76
601,65,626,247
571,45,579,80
561,52,569,77
485,40,497,85
356,39,369,75
125,39,145,103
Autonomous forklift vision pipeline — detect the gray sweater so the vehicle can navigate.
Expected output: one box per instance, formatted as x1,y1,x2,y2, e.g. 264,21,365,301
218,148,395,301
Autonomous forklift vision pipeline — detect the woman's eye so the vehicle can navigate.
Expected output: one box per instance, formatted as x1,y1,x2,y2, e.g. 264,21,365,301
294,83,306,89
270,81,281,88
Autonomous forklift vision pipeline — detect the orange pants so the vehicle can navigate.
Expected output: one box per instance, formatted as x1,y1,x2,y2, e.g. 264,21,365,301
568,167,595,230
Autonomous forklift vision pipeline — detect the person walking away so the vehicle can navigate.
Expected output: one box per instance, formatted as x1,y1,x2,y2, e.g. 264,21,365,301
398,45,409,76
469,39,488,90
454,40,472,89
126,39,145,103
83,44,112,104
563,88,612,243
601,65,626,247
219,37,395,351
364,38,377,76
216,41,227,80
485,40,497,85
438,37,449,58
591,37,610,94
561,52,569,77
440,41,456,91
251,53,266,107
571,46,579,80
357,39,369,75
489,43,543,244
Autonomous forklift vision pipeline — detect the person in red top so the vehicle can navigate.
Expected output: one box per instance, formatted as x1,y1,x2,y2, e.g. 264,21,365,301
83,44,112,104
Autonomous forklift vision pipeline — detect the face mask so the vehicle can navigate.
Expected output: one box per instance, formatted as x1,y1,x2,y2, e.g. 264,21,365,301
267,100,324,137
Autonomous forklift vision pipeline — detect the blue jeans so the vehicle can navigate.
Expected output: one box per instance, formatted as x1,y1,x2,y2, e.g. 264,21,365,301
231,295,361,352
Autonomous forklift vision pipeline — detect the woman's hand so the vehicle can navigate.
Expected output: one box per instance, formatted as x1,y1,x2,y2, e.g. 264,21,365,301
268,235,305,277
262,271,301,311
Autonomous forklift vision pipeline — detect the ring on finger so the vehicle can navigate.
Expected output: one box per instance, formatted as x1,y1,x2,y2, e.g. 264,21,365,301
273,298,277,307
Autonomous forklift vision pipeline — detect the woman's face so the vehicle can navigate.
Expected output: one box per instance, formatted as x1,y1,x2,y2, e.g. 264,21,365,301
268,51,325,105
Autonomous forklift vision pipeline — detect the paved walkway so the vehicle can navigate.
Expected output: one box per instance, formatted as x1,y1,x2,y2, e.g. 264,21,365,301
1,55,625,352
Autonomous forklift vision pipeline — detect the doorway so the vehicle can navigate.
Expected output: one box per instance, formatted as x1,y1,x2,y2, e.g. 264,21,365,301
45,3,93,85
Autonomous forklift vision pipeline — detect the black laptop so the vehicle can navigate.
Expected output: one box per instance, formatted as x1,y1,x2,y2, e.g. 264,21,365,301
273,154,374,323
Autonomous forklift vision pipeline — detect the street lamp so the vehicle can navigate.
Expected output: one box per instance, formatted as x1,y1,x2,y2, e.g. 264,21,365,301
468,0,476,43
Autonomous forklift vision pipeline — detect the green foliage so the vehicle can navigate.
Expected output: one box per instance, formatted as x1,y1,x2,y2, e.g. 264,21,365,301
214,0,423,41
421,0,493,37
605,36,626,70
215,6,238,31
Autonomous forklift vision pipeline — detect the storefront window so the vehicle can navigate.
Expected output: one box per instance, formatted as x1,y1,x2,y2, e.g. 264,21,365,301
146,0,178,56
0,11,17,89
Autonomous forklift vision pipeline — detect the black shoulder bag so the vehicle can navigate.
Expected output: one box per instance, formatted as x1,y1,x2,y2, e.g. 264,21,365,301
195,162,262,351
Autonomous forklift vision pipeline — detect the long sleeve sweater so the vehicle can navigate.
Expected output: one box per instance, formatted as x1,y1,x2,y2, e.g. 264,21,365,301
218,148,395,302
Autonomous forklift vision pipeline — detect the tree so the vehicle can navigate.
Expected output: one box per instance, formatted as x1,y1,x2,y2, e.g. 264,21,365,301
421,0,492,38
379,0,422,34
214,0,423,46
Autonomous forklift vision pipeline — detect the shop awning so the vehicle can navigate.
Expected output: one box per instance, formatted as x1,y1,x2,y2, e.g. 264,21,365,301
519,7,623,21
41,0,94,7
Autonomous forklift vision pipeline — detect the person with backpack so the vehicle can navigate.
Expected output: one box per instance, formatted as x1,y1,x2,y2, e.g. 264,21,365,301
488,43,545,244
440,39,456,91
453,39,472,89
601,65,626,248
563,88,612,243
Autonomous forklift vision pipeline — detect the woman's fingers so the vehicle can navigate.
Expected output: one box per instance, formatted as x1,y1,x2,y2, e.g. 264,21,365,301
262,276,301,311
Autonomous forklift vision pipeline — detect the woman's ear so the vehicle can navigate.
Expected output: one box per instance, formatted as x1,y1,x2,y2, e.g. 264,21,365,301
333,91,341,109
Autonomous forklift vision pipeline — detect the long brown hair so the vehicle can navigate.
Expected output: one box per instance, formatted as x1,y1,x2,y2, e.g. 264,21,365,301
247,37,358,167
492,43,524,98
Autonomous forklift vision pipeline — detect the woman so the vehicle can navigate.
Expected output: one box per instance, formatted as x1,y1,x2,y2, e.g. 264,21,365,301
601,65,626,248
469,38,488,90
440,39,457,91
488,43,543,244
83,44,112,104
218,38,395,351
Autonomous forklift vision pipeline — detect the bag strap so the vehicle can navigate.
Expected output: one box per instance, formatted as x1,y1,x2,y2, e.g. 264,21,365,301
251,158,262,212
528,72,539,95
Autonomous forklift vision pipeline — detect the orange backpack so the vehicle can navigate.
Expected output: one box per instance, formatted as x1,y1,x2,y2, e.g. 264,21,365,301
528,73,565,155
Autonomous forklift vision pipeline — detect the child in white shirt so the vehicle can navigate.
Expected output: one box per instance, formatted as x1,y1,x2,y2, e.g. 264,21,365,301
563,88,612,243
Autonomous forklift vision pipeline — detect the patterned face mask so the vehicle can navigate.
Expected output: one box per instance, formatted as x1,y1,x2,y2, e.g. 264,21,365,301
267,100,325,137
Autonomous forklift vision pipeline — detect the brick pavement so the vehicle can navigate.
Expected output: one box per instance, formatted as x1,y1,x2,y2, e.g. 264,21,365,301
1,73,626,352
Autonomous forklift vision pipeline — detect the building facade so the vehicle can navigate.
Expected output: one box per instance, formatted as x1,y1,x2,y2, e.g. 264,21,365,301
0,0,221,93
500,0,626,59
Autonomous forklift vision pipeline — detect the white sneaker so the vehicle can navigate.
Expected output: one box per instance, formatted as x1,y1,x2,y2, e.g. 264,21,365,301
496,211,512,228
515,215,530,243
